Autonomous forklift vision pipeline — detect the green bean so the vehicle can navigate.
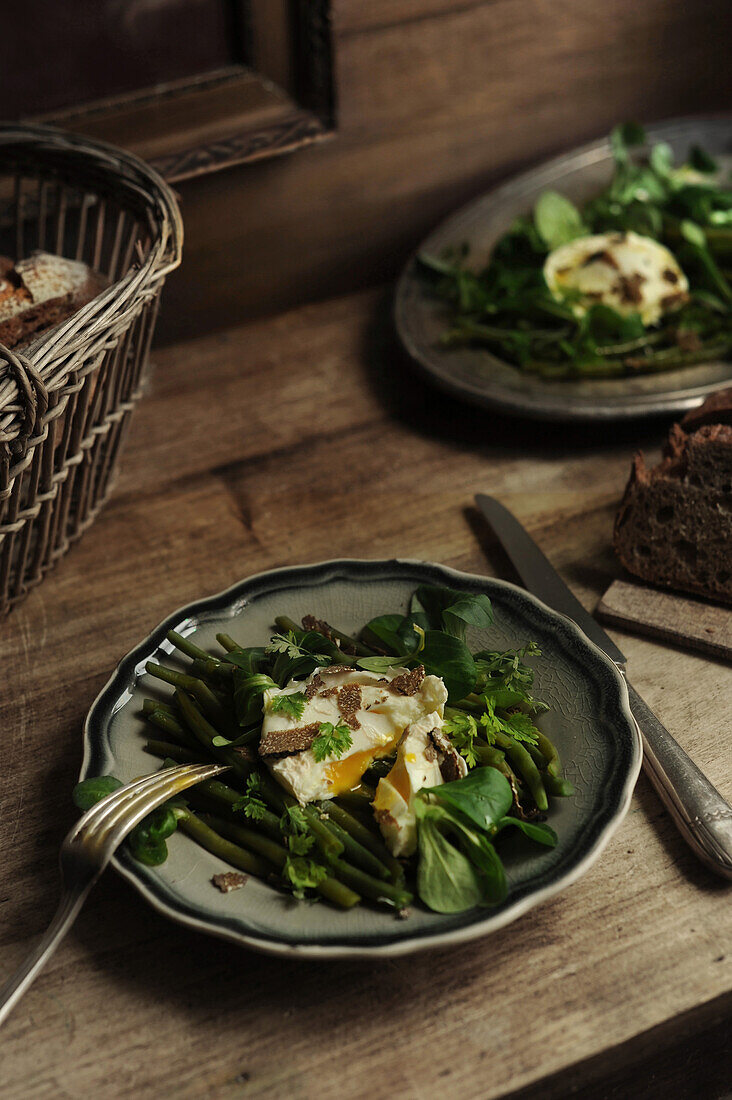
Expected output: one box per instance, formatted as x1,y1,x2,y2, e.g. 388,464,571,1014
273,616,359,667
534,731,561,776
177,808,272,877
202,784,285,843
273,614,374,658
179,776,284,842
473,742,523,791
246,774,344,859
524,739,548,769
190,656,233,681
166,629,212,662
200,814,360,910
146,662,230,727
493,731,548,812
199,813,288,867
144,708,199,749
175,689,252,781
300,804,344,859
144,738,207,764
328,857,412,909
319,817,390,880
323,800,388,858
321,801,405,885
544,773,575,797
313,875,362,909
142,697,176,717
216,632,239,652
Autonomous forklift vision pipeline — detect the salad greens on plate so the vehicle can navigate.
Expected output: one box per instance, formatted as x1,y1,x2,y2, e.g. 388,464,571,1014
74,586,571,917
419,123,732,379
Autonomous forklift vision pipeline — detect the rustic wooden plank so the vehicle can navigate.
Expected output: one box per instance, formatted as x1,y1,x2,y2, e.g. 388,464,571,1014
0,289,730,1098
598,579,732,662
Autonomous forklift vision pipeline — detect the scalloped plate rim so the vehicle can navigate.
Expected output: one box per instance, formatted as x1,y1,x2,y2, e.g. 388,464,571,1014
81,558,642,959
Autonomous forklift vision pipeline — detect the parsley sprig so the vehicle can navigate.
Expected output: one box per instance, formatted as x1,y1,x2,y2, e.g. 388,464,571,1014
479,697,539,746
280,805,328,898
233,773,268,821
268,691,307,721
312,720,353,762
266,631,331,665
442,712,480,767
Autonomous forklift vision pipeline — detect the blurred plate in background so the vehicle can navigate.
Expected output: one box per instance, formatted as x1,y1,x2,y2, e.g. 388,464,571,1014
395,117,732,422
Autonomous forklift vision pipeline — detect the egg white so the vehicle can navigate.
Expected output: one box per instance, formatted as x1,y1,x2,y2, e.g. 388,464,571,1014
544,230,688,326
372,712,467,857
262,666,448,804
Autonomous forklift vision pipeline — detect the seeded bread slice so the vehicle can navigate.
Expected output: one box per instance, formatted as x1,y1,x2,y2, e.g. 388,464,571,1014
613,390,732,604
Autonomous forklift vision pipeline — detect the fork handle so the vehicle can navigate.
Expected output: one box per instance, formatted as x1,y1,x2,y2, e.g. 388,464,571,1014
0,876,97,1027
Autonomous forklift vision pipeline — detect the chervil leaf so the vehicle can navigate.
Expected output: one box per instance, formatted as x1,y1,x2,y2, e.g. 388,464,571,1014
233,773,268,821
266,631,307,659
283,855,328,898
287,833,314,857
281,804,309,835
474,640,547,711
479,697,539,745
269,691,307,720
442,712,480,768
312,720,353,762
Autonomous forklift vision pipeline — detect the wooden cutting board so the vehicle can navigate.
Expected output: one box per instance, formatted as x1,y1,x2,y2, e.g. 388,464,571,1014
597,578,732,661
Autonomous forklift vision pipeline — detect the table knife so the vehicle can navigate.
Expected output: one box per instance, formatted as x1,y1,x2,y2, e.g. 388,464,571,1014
474,493,732,880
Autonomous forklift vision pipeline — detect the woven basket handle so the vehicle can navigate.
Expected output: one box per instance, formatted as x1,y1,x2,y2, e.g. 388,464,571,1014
0,344,48,449
0,344,49,502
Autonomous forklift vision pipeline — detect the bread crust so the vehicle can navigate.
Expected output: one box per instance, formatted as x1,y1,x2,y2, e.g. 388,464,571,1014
0,251,107,350
614,391,732,603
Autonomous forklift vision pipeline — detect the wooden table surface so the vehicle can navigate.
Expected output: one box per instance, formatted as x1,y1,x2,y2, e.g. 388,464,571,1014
1,287,730,1099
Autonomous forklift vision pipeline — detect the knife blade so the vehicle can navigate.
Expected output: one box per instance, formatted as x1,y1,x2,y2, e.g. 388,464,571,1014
475,495,627,666
474,493,732,880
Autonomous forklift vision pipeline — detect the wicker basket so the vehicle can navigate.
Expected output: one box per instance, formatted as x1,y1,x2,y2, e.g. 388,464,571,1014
0,124,182,616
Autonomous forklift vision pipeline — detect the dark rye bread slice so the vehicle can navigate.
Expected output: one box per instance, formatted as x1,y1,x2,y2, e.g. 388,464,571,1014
613,389,732,603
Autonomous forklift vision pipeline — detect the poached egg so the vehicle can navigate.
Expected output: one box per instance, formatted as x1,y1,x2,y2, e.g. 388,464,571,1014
372,714,467,857
259,665,448,805
544,230,688,326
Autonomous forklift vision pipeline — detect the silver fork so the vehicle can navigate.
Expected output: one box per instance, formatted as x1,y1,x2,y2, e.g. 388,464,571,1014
0,761,228,1026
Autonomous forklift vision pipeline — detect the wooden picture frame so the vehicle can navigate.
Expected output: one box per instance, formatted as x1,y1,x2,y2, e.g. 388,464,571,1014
30,1,335,183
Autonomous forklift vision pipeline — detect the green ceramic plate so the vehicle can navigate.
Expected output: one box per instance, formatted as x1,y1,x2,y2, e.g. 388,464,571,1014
81,559,641,957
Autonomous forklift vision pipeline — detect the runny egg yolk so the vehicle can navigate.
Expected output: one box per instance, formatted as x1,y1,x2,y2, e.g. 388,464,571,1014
325,738,401,796
385,755,413,803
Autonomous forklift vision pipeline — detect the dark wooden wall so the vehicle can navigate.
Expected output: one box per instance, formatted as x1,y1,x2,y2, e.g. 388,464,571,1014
154,0,731,344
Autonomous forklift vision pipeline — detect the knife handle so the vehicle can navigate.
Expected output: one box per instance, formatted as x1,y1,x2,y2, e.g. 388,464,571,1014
626,682,732,880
